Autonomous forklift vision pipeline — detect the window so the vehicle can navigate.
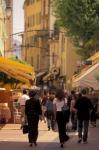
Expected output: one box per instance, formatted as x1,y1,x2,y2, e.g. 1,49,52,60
26,0,29,5
39,12,41,24
45,0,49,15
31,56,34,66
0,0,2,4
31,35,37,46
37,55,40,70
35,12,41,25
27,17,29,27
36,13,38,25
26,0,35,5
30,0,35,4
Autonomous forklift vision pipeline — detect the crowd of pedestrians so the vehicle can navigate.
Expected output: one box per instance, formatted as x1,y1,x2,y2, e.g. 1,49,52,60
18,88,99,148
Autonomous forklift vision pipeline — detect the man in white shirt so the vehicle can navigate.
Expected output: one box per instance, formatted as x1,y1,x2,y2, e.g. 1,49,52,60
18,90,29,127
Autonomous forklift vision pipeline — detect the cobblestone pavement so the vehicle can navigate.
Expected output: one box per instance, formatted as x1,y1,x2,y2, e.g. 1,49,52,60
0,121,99,150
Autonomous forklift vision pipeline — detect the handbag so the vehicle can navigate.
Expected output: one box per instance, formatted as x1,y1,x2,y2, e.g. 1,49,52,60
22,124,28,134
62,99,69,111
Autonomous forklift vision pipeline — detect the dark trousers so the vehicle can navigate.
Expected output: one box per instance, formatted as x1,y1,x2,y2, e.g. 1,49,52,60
90,110,97,123
27,115,39,143
78,120,89,141
56,111,68,143
71,111,77,130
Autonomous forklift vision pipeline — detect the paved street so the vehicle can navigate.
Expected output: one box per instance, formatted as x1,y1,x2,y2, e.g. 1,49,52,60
0,122,99,150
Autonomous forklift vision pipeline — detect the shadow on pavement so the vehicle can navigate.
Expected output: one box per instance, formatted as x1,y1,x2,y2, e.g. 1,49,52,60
0,139,99,150
0,124,99,150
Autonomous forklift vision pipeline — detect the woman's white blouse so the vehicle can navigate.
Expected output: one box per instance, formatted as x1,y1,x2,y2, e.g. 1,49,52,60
53,98,67,111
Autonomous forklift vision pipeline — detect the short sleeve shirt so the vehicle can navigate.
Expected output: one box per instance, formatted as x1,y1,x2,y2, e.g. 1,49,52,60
53,98,67,111
18,94,29,106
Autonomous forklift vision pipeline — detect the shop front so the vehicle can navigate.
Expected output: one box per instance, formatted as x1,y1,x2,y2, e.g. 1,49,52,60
0,57,36,124
0,89,12,124
43,68,66,91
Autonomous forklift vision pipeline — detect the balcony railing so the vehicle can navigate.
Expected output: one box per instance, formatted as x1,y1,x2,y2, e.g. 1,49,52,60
36,30,49,38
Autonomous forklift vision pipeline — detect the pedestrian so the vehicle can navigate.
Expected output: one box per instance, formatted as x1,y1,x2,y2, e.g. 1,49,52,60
67,90,77,123
68,90,77,109
18,89,29,128
1,103,11,124
53,90,69,148
74,89,93,144
90,91,98,127
41,93,48,123
45,92,55,131
64,90,70,124
70,95,77,131
25,90,42,147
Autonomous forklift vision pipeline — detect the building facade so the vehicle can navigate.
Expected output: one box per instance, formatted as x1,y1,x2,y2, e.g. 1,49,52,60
5,0,13,57
0,0,6,56
23,0,50,73
23,0,81,90
0,0,13,57
59,33,81,90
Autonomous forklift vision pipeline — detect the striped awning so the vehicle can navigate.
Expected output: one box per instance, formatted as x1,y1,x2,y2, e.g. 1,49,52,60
72,62,99,90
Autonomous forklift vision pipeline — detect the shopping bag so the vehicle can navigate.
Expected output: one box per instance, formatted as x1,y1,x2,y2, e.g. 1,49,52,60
66,120,72,132
22,124,28,134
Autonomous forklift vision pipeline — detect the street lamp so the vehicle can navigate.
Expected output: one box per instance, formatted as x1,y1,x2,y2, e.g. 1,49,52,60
0,6,12,56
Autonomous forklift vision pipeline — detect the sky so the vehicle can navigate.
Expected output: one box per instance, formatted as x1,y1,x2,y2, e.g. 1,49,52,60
13,0,25,34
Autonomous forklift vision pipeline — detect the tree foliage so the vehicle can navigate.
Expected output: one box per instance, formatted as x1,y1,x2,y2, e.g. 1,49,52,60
53,0,99,58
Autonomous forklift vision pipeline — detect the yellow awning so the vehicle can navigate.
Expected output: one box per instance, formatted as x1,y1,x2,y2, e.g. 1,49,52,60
0,57,35,85
0,57,34,73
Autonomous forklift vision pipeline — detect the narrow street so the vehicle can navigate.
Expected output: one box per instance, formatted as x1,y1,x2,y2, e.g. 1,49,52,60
0,121,99,150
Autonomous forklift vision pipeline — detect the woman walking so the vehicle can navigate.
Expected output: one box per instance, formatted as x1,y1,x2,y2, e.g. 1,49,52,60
70,95,77,131
25,90,42,147
53,90,69,148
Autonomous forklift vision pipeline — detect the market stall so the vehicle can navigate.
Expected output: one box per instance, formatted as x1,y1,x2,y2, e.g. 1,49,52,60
72,62,99,90
0,89,12,123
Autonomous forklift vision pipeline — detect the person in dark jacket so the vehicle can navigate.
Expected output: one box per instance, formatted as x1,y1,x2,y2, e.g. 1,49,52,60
74,89,93,144
25,90,42,147
90,91,98,127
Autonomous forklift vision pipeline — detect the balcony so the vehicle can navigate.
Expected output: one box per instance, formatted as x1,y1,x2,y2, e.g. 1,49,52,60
36,30,49,38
